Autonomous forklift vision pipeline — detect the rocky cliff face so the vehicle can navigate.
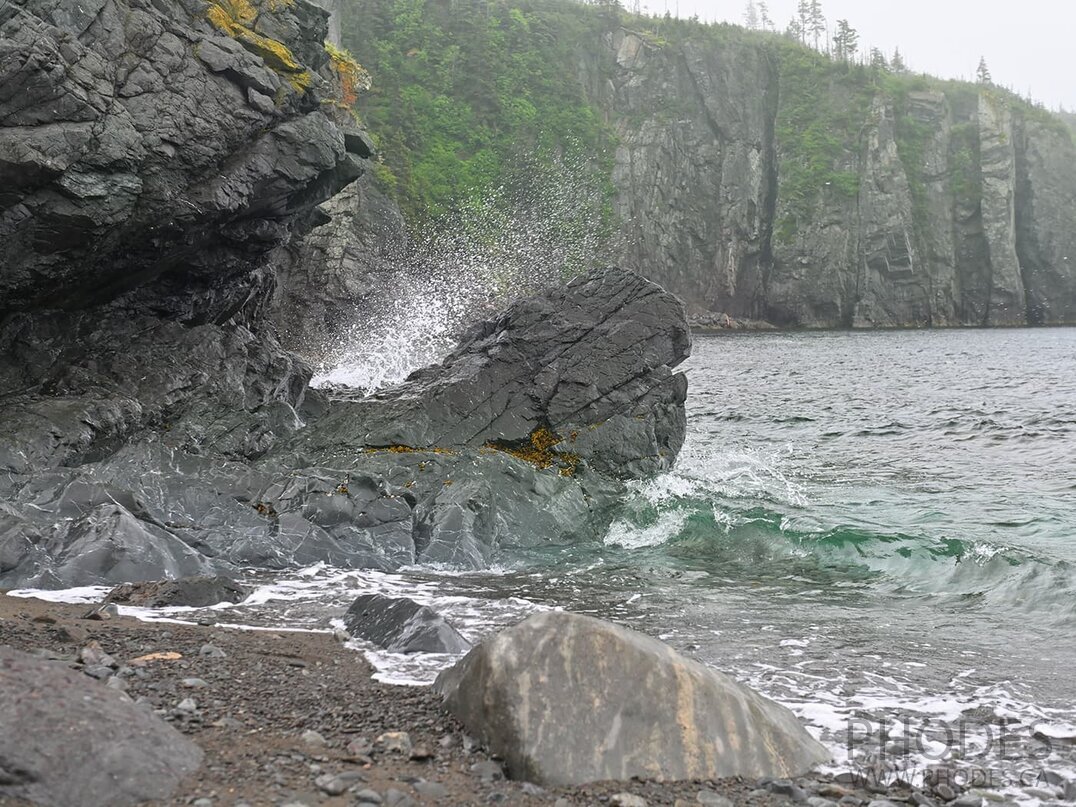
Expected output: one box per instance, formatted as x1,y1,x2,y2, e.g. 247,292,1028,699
588,29,1076,328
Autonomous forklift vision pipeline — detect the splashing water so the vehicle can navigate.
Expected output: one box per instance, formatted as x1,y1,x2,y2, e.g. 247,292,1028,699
312,153,614,391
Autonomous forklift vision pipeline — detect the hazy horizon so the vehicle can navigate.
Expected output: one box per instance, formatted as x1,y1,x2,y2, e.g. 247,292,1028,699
632,0,1075,111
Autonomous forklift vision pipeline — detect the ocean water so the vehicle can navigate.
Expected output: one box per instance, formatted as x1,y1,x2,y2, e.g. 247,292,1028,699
18,327,1076,796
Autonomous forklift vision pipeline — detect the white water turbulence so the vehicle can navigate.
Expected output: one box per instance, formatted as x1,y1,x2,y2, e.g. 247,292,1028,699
312,152,614,392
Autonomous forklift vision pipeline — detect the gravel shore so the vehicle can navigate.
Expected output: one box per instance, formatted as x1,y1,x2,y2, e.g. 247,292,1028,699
0,592,929,807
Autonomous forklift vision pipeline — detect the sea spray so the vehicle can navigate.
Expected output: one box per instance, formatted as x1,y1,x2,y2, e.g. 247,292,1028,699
313,152,615,391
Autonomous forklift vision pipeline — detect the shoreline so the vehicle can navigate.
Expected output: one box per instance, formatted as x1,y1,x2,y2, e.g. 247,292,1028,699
1,591,912,807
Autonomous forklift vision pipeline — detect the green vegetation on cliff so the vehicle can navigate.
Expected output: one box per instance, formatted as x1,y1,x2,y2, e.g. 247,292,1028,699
339,0,1075,327
340,0,617,223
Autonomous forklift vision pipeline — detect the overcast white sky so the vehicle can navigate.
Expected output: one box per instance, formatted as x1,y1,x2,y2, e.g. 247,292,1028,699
636,0,1075,111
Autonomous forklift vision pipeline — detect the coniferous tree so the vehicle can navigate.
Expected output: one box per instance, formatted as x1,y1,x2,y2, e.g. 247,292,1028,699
744,0,760,30
796,0,811,44
786,15,804,41
977,56,992,84
808,0,826,50
833,19,858,63
891,47,907,74
869,47,889,72
757,1,773,31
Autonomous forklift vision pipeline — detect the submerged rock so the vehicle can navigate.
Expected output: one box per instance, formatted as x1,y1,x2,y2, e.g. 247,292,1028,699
434,611,829,785
344,593,471,655
106,576,251,608
0,646,203,806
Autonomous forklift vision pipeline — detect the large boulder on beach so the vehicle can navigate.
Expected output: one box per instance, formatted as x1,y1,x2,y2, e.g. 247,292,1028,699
434,611,830,785
300,267,691,479
0,646,203,806
344,593,471,654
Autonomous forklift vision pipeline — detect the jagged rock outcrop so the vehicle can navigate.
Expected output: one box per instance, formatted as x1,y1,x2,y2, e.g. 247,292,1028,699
434,611,830,785
582,30,1076,327
0,0,366,315
0,264,689,587
270,171,407,360
0,646,204,806
301,268,690,479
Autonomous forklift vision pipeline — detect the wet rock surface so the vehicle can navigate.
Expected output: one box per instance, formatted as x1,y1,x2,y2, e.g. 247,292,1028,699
344,593,471,655
434,611,831,785
0,0,689,591
303,267,690,479
106,576,251,608
1,265,687,588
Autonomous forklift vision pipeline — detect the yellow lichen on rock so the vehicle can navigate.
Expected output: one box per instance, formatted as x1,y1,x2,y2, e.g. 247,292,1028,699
206,0,311,93
323,41,370,107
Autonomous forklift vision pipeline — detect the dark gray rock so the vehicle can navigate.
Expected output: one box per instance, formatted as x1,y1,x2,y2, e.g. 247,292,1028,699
0,646,203,806
434,611,830,785
301,267,691,479
0,0,363,316
271,173,407,363
344,593,471,655
106,576,251,608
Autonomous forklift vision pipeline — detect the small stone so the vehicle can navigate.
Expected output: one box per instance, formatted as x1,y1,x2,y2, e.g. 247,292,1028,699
968,792,1006,804
384,789,418,807
301,729,327,747
315,772,364,796
951,798,982,807
869,801,903,807
354,789,383,805
347,737,373,756
79,641,118,668
934,785,957,802
911,793,938,807
522,783,547,797
438,734,456,749
55,624,90,643
697,792,734,807
176,698,198,713
181,677,208,688
839,797,865,807
1020,790,1055,802
32,615,57,624
82,665,114,680
821,785,854,799
808,799,838,807
554,800,572,807
413,780,448,800
769,780,798,797
611,794,648,807
409,745,433,761
1064,781,1076,802
106,676,127,692
199,644,226,658
192,799,213,807
333,628,350,643
376,731,412,755
83,603,119,621
470,760,504,782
